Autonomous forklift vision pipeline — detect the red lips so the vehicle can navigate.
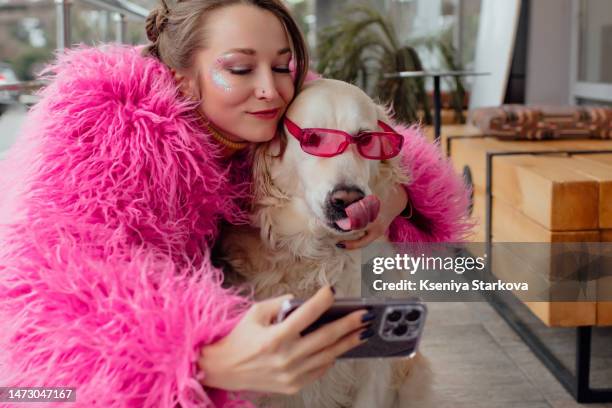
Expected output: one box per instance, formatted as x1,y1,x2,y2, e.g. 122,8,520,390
248,108,281,120
250,108,280,115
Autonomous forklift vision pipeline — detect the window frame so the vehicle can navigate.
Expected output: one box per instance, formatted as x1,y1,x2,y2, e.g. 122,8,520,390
569,0,612,104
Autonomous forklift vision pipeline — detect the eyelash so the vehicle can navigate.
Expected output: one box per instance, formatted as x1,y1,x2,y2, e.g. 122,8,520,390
228,67,291,75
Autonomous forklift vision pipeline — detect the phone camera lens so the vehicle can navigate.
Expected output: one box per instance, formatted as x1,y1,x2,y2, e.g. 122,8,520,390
387,310,402,322
393,324,408,336
405,309,421,322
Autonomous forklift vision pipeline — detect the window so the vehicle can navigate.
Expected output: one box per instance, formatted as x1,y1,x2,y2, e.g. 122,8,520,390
571,0,612,104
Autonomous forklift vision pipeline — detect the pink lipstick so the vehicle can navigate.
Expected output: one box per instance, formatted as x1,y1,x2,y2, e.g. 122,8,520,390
248,108,280,120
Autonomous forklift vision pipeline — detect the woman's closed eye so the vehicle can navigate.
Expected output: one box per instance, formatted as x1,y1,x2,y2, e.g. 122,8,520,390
228,66,252,75
228,66,291,75
273,66,291,74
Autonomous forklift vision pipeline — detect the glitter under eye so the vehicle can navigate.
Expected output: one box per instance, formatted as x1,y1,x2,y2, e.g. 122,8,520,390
210,62,232,92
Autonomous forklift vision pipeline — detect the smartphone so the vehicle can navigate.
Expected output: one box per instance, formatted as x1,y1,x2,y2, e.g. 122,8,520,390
276,297,427,359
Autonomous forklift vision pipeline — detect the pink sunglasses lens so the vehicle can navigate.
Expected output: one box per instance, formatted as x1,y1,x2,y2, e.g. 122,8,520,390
300,131,346,156
358,133,403,159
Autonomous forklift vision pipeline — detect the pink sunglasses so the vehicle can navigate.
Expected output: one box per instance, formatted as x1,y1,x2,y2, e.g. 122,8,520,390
284,117,404,160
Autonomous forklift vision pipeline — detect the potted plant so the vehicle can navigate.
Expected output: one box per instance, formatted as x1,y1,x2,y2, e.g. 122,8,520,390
316,4,465,125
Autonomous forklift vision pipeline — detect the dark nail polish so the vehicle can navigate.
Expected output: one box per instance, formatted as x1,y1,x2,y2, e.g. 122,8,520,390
359,328,375,340
330,286,336,295
336,243,346,249
361,311,375,323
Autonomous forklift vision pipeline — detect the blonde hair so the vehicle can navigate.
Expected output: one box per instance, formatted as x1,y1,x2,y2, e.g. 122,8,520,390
143,0,309,92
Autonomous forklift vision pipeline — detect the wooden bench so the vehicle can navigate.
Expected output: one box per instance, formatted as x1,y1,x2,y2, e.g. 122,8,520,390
445,129,612,327
441,125,612,402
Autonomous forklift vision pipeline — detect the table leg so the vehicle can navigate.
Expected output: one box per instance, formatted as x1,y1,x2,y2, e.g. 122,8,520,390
433,75,441,142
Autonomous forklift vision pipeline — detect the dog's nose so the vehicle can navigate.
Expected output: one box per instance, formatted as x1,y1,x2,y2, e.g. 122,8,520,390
329,187,365,210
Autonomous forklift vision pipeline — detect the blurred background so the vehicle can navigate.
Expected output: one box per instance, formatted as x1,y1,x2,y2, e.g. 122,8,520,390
1,0,611,122
0,0,480,80
0,0,150,81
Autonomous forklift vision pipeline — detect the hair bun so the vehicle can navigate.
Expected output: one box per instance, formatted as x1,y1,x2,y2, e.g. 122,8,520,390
145,5,169,42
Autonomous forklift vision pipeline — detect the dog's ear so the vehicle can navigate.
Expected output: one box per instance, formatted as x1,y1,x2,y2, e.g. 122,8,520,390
251,136,289,209
375,103,394,125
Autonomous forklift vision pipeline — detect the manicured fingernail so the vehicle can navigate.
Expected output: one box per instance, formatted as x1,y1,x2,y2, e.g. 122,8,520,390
361,311,375,323
336,243,346,249
359,328,375,340
330,286,336,295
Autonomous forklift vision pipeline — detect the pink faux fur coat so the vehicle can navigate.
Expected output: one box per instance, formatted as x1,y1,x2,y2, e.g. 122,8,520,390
0,45,470,408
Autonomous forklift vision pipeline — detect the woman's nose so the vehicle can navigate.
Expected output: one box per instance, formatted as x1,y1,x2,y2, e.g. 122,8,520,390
255,71,280,100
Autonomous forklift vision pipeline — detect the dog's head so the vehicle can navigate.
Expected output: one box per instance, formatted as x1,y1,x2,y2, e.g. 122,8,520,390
252,78,408,241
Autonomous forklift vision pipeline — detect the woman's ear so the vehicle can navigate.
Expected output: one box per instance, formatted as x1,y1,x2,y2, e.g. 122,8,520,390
173,69,198,100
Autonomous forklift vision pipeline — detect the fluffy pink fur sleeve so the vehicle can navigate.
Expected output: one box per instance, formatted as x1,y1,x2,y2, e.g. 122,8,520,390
0,45,254,407
388,125,473,243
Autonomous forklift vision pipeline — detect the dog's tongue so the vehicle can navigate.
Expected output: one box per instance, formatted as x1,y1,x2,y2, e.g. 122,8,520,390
335,195,381,231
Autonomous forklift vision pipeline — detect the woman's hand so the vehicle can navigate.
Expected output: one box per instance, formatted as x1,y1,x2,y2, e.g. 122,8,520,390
338,185,408,250
197,286,371,395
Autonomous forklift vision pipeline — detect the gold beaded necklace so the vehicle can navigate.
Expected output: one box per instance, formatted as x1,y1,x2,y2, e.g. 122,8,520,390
195,108,248,150
201,118,249,151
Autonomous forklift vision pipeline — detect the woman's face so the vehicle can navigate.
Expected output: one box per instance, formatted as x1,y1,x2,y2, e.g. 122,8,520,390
188,4,296,143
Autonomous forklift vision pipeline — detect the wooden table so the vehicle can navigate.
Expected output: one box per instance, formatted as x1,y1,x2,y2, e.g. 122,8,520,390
384,70,489,141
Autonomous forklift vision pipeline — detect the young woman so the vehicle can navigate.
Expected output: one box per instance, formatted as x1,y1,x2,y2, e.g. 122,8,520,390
0,0,471,406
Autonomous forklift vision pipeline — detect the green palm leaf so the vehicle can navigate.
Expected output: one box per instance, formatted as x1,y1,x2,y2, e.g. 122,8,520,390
316,4,466,125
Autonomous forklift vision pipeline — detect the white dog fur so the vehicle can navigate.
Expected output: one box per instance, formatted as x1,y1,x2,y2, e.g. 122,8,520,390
218,79,431,407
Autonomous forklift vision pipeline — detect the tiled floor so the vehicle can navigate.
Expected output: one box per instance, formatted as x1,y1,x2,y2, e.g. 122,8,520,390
413,301,612,408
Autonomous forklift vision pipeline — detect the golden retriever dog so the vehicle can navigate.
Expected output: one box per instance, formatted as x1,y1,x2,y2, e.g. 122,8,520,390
218,78,431,407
